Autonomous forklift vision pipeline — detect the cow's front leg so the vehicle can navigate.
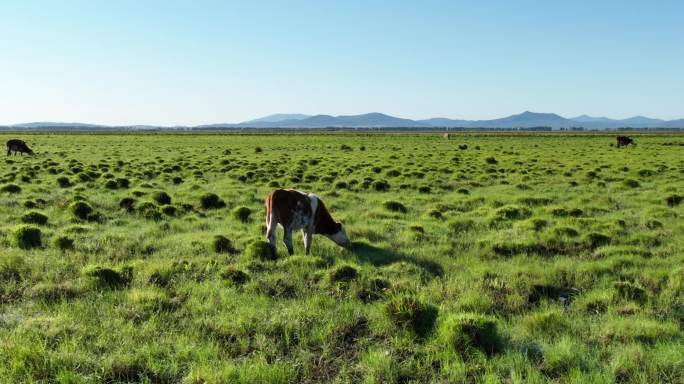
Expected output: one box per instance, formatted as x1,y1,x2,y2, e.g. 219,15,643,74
302,228,313,255
283,227,294,255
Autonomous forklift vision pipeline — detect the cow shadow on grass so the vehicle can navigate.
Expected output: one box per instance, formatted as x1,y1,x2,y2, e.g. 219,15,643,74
347,241,443,278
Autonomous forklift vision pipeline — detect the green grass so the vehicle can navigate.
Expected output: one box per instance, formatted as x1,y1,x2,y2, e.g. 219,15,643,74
0,132,683,383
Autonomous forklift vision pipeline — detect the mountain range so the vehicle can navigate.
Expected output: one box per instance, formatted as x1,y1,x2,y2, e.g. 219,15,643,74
5,111,684,130
207,111,684,129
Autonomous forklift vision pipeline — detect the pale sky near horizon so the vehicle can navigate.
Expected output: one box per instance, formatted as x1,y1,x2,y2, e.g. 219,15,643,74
1,0,683,126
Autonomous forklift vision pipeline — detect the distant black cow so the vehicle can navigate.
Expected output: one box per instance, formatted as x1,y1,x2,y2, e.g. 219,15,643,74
616,136,635,148
6,139,34,156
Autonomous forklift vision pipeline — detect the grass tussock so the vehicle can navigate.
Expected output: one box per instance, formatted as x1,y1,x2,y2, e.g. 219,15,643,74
13,225,42,249
82,265,133,290
21,211,48,225
438,313,502,356
200,193,226,209
385,295,438,337
245,240,275,261
212,235,237,254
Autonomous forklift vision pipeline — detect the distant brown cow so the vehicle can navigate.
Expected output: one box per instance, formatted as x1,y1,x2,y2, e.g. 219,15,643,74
6,139,34,156
443,133,450,140
616,136,635,148
265,189,350,258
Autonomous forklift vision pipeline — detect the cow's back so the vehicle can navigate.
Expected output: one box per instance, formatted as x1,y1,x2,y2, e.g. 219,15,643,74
7,139,24,148
266,189,313,228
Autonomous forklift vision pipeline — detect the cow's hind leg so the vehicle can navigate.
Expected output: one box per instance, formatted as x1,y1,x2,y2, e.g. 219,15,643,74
283,227,294,255
302,228,313,256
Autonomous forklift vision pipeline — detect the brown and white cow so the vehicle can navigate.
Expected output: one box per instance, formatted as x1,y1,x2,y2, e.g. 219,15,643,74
265,189,350,257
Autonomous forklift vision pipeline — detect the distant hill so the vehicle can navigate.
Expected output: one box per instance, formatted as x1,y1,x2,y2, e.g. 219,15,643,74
420,112,580,129
570,115,616,123
469,111,578,129
5,122,184,131
568,115,669,128
239,112,430,128
241,114,311,124
12,122,105,128
661,119,684,128
619,116,665,126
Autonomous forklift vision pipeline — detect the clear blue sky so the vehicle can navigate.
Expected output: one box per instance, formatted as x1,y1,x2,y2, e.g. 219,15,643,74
1,0,683,125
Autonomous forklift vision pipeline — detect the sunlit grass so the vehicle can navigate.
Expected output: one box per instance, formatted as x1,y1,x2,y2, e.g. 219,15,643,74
0,132,683,382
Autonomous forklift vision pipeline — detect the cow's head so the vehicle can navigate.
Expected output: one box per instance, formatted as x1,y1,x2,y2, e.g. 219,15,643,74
326,222,350,248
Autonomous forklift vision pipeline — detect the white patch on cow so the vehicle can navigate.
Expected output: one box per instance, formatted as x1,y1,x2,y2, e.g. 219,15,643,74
307,193,319,220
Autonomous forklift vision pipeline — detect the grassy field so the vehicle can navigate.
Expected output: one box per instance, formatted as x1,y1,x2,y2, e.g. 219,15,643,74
0,132,683,383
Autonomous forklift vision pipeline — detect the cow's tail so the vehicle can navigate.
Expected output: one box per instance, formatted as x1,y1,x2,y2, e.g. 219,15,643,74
265,192,278,232
265,193,272,228
265,192,278,258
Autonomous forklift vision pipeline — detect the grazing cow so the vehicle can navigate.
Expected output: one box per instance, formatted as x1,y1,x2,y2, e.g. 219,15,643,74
265,189,350,257
443,133,450,140
6,139,34,156
616,136,635,148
